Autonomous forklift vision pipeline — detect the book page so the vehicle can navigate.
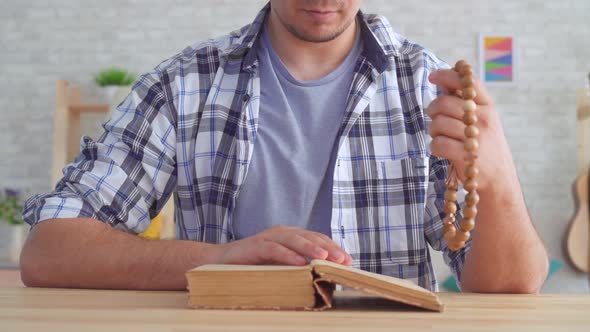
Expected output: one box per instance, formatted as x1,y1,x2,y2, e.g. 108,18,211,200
310,259,443,312
310,260,430,292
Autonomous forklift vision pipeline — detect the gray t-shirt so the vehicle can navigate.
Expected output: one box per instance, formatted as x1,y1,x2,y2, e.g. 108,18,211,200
232,24,363,239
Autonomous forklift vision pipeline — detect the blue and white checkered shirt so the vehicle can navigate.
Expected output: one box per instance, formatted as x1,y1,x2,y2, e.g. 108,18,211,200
23,4,471,291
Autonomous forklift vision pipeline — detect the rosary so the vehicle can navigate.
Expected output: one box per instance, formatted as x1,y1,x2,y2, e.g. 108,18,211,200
442,60,480,251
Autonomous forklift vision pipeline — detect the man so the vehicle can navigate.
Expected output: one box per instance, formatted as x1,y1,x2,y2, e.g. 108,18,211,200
21,0,548,292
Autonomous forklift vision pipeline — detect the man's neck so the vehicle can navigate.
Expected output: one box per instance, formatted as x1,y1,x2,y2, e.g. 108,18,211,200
266,12,358,81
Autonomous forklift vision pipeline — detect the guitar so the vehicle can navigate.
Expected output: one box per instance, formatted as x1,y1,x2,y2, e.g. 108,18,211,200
568,88,590,275
566,173,589,273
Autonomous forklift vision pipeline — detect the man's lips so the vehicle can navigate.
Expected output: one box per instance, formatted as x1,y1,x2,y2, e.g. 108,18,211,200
302,9,338,21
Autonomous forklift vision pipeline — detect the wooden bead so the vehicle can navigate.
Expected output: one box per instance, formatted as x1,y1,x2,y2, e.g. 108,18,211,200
463,100,477,112
464,178,479,192
455,230,471,242
466,191,480,205
445,237,460,251
444,227,456,239
464,125,479,138
444,226,456,240
464,138,479,151
444,201,457,215
460,65,473,77
444,190,458,202
462,205,478,219
461,75,476,87
466,165,479,178
447,179,459,191
465,151,478,163
463,111,478,125
443,222,456,234
463,87,477,100
445,59,479,252
448,240,465,251
461,218,475,231
455,60,468,72
443,216,456,226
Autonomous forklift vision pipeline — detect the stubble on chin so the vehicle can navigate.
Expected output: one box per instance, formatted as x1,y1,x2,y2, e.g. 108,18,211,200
274,8,357,43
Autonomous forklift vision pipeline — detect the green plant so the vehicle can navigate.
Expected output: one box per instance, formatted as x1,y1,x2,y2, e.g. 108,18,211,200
0,189,25,225
95,68,137,87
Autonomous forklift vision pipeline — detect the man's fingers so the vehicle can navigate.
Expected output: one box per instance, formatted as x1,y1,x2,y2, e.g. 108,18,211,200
427,90,490,131
263,226,352,265
276,233,330,261
259,241,308,266
427,94,465,120
429,115,466,142
301,231,352,265
430,135,464,163
304,233,352,265
429,69,493,106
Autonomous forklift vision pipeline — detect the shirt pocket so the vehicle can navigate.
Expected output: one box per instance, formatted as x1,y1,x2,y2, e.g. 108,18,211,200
374,156,429,264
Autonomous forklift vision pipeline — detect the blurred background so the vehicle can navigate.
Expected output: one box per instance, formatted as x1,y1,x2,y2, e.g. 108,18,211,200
0,0,589,293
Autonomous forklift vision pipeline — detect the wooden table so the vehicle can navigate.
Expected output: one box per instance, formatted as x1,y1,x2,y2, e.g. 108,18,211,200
1,288,589,332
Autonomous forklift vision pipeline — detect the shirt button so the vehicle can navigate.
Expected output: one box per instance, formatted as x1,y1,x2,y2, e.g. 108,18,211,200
242,94,250,103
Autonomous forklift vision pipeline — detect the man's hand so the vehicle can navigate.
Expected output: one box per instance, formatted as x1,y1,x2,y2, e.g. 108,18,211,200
217,226,353,266
425,68,549,293
427,69,515,192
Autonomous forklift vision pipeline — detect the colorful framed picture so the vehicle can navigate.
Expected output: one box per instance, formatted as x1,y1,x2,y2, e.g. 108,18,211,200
479,34,517,84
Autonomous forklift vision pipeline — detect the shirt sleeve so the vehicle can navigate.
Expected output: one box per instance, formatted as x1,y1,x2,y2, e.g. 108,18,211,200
420,52,472,287
22,70,177,234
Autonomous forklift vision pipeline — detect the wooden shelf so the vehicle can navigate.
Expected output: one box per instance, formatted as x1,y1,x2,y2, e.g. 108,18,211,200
69,103,109,114
52,81,112,185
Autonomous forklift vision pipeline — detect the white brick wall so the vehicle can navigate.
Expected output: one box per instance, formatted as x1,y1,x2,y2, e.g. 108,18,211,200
1,0,589,292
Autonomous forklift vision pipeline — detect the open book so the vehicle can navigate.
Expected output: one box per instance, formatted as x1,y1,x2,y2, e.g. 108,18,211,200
186,259,443,312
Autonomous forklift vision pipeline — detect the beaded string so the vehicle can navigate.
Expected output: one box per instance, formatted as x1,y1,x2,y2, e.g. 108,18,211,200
443,60,480,251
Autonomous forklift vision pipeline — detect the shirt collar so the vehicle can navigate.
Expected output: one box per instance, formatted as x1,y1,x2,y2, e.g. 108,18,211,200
224,2,399,74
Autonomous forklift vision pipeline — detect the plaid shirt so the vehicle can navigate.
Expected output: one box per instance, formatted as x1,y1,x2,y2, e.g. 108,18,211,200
24,4,471,291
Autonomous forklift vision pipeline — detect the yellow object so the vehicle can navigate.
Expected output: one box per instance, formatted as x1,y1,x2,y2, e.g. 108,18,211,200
138,198,175,240
138,214,162,240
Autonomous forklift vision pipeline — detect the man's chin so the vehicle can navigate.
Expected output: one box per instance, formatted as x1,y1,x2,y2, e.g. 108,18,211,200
288,26,349,43
297,34,342,43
